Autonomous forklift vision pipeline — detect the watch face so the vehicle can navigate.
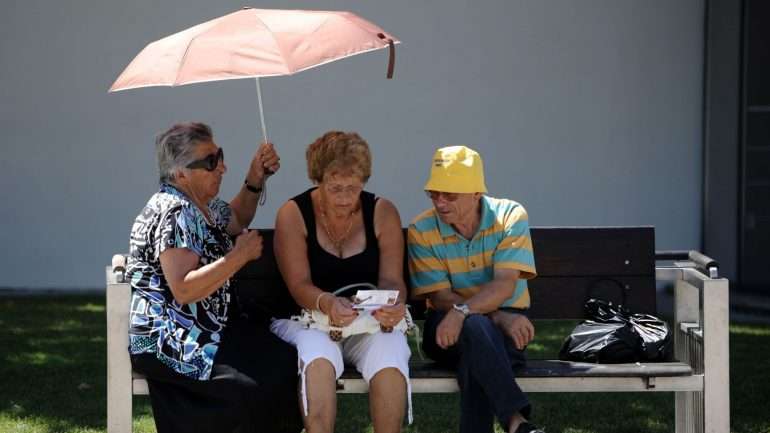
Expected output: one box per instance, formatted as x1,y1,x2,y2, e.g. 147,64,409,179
453,303,470,316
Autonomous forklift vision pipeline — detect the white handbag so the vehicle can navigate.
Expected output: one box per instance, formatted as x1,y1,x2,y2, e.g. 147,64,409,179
292,283,415,341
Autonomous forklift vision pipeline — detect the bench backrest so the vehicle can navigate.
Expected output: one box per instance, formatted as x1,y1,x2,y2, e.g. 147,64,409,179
231,226,656,321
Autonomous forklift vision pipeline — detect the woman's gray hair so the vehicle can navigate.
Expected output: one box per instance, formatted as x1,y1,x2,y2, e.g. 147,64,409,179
156,122,213,184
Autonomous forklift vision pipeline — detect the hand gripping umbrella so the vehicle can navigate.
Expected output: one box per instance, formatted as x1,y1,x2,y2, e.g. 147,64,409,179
110,7,399,145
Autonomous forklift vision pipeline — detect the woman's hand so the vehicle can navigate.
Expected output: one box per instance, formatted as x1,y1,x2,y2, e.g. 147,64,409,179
160,229,262,305
245,142,280,186
322,296,358,327
231,229,263,262
227,145,280,235
372,302,406,327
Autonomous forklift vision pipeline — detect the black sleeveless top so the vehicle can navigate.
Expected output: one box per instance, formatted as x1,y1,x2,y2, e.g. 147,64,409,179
291,188,380,293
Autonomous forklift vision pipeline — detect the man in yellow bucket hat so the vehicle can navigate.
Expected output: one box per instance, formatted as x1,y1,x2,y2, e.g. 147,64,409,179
407,146,542,433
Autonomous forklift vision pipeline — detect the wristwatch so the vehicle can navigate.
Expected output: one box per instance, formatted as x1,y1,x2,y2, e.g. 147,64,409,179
244,179,263,194
452,303,471,318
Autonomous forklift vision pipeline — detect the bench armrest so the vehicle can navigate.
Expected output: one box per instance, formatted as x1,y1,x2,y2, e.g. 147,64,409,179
656,254,730,433
656,250,720,278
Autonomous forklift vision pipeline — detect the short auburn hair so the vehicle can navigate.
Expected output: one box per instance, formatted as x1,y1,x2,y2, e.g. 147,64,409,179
306,131,372,184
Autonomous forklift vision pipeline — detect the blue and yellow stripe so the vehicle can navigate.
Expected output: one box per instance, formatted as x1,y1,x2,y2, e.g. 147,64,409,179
407,196,537,309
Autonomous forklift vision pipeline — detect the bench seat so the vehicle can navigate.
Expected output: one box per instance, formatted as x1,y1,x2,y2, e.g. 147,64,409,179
132,360,698,396
402,359,694,379
338,360,699,394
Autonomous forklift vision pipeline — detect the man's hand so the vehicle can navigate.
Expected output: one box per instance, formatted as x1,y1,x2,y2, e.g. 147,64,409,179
436,309,465,349
491,311,534,350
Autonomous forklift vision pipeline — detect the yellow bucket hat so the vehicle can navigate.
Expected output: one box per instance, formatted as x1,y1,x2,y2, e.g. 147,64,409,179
424,145,487,193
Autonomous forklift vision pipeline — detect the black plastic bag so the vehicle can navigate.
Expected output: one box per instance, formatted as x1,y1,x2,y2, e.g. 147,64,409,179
559,299,672,363
629,313,672,362
558,320,641,363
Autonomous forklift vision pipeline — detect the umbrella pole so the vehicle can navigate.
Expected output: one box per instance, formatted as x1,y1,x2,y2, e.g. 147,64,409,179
255,77,270,207
255,77,269,144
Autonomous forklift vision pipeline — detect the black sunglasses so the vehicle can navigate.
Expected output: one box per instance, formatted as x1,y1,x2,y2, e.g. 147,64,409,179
186,148,224,171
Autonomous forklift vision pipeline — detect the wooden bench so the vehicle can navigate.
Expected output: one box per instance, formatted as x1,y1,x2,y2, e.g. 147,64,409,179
106,226,729,433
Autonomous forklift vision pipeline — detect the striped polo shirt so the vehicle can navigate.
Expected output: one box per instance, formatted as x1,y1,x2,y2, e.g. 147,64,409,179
407,196,537,309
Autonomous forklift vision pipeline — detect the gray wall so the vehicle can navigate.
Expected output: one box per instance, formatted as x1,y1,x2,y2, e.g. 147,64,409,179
0,0,704,289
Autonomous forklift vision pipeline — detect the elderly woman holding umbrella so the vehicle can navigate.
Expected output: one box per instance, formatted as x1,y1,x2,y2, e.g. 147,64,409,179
270,131,411,433
126,122,301,433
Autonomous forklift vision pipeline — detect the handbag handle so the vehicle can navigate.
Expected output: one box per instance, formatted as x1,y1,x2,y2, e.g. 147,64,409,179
331,282,378,297
586,277,629,307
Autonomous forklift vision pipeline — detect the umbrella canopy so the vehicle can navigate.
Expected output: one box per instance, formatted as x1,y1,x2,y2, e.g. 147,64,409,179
110,7,398,145
109,7,399,91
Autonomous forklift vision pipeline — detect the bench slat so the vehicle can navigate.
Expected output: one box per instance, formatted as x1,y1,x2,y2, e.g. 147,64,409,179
531,226,655,277
342,360,692,380
528,276,656,318
232,227,658,322
130,359,693,396
233,227,656,278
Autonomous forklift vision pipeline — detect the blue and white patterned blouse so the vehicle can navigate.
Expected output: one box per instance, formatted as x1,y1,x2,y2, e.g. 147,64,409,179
126,183,234,380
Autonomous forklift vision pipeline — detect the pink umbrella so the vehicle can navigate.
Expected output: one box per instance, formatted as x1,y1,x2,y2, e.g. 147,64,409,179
110,7,399,144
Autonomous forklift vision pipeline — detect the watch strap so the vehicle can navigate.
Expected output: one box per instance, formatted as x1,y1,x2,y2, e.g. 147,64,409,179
244,180,262,194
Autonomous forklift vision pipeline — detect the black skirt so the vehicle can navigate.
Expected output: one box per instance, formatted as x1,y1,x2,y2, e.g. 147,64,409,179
131,319,302,433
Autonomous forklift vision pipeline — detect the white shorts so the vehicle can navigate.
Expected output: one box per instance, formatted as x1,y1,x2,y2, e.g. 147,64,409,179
270,318,412,423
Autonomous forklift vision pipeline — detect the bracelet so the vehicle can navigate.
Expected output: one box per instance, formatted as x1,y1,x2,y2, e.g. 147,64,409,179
244,179,263,194
315,292,332,312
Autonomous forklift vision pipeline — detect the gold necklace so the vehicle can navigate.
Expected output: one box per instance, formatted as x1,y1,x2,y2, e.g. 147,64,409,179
319,202,356,257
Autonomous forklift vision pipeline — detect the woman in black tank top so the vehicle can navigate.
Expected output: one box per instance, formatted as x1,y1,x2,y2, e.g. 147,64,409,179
290,187,380,294
270,131,411,433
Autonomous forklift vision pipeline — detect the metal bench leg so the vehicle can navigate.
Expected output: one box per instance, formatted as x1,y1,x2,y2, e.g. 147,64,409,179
674,276,730,433
676,391,703,433
674,279,701,433
107,378,133,433
107,279,134,433
702,278,730,433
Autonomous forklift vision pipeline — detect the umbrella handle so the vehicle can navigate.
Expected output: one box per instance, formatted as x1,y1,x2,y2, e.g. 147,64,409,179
256,77,269,144
377,33,395,79
255,77,271,206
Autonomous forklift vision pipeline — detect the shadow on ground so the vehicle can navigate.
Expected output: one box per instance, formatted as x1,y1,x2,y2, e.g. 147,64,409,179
0,295,108,432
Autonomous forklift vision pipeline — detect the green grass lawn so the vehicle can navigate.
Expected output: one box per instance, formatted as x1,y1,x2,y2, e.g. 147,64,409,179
0,295,768,433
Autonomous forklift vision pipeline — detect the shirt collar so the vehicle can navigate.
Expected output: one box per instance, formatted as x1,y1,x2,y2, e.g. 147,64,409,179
159,182,184,199
436,195,494,239
161,183,213,207
436,213,456,238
